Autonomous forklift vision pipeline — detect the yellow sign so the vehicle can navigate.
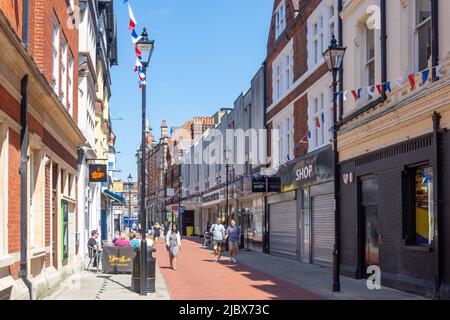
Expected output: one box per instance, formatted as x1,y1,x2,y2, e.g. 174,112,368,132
113,181,124,193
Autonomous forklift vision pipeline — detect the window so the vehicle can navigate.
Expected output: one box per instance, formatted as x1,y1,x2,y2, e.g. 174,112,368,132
365,28,375,101
272,40,293,102
61,38,68,105
308,1,337,70
308,80,331,151
312,18,324,64
68,54,74,116
272,108,294,164
415,0,432,72
52,19,60,94
403,165,434,246
313,94,325,148
275,2,287,39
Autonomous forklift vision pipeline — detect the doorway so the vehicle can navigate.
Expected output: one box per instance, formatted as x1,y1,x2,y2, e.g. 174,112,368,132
360,176,380,274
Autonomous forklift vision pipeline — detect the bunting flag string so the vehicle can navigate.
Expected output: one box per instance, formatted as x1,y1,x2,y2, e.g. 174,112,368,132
128,3,137,30
334,64,446,104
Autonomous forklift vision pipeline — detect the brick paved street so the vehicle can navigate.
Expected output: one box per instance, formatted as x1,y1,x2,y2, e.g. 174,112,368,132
154,239,324,300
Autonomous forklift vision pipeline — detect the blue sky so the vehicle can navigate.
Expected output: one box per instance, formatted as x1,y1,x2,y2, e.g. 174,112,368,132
110,0,273,181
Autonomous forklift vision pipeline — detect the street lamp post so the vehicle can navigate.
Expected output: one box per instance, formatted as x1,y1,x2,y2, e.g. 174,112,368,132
323,34,346,293
128,174,133,231
136,28,155,296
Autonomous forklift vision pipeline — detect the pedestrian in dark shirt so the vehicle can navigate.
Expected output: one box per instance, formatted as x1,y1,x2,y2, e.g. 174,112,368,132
87,230,102,267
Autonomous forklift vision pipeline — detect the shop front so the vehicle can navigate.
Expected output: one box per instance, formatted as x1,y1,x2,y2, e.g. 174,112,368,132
266,145,334,265
198,190,224,235
235,176,265,252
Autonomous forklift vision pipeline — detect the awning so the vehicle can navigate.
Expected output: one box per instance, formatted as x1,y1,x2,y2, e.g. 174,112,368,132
103,190,125,204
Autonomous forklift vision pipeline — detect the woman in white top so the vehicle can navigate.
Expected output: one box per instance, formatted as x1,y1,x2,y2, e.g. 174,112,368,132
166,224,182,270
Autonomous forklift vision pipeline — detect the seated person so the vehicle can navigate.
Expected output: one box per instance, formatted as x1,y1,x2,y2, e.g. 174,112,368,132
87,230,102,267
129,233,140,248
112,231,120,244
114,233,131,247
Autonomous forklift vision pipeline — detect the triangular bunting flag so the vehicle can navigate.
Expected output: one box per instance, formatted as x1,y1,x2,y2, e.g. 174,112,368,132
386,81,392,93
367,86,375,97
421,69,430,84
408,74,416,90
131,29,143,44
376,84,383,95
396,77,404,89
314,116,321,128
128,3,137,30
300,135,308,144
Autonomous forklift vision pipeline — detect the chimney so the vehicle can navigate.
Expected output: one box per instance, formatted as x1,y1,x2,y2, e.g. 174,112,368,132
161,120,168,139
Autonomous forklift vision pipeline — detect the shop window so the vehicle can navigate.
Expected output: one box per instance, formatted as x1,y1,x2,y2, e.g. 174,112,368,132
403,165,434,246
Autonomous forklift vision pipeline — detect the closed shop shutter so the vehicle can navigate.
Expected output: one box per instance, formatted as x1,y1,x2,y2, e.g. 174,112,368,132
312,194,334,266
269,200,297,258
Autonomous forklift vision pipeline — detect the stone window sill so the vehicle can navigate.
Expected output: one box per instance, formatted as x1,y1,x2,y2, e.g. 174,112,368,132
0,254,18,269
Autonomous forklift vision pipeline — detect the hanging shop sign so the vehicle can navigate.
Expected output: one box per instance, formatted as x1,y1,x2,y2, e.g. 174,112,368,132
113,181,124,193
252,176,266,193
89,164,108,183
267,177,282,193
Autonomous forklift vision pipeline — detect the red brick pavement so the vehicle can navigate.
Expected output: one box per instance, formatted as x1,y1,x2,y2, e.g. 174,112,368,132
154,239,324,300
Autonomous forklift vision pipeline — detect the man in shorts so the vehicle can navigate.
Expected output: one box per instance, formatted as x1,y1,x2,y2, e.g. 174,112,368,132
210,218,226,262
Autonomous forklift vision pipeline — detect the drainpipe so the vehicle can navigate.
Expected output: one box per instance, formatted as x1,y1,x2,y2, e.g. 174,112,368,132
432,112,442,299
22,0,29,49
431,0,439,80
380,0,387,101
338,0,344,121
262,61,269,254
20,76,33,300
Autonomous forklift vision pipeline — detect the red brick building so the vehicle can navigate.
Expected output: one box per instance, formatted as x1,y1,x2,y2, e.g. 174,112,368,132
264,0,338,265
0,1,85,299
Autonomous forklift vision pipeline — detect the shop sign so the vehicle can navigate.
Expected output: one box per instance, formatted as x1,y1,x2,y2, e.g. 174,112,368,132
113,181,124,193
89,164,108,183
202,192,219,203
252,177,266,193
167,188,175,197
280,146,333,191
267,177,281,192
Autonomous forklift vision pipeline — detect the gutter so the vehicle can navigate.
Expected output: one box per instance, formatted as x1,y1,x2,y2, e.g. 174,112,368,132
19,75,33,300
381,0,387,101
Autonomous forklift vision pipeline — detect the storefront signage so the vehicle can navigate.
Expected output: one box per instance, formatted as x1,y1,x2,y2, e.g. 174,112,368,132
89,164,108,183
251,177,282,193
267,177,281,192
279,146,333,191
252,177,266,193
295,164,314,182
202,192,219,203
113,181,124,193
167,188,175,197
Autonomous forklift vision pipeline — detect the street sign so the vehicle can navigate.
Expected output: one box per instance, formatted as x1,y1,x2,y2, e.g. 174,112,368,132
167,188,175,197
180,206,185,214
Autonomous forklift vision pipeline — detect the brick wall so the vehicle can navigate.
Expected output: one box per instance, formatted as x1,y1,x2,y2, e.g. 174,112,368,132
13,0,79,125
293,95,308,157
0,0,23,37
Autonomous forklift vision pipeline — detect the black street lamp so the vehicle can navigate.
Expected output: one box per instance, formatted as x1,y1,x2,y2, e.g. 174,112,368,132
127,174,133,230
323,34,346,293
136,28,155,296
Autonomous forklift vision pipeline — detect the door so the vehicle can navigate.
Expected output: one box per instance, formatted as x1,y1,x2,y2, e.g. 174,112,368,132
52,164,58,268
299,189,311,263
269,200,297,258
361,177,379,270
312,194,334,266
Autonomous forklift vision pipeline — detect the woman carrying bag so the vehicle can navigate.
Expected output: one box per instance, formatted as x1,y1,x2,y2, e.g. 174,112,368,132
166,224,182,270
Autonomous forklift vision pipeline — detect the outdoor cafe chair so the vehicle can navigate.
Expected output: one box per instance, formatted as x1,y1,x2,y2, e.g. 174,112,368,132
86,246,100,273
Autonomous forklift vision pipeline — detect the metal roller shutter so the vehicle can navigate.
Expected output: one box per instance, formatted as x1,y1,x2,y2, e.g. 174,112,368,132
312,194,334,266
269,200,297,258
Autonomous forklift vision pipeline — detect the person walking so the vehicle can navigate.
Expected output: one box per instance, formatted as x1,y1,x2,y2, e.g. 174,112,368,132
166,224,181,270
225,219,241,263
210,218,226,263
154,223,161,243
